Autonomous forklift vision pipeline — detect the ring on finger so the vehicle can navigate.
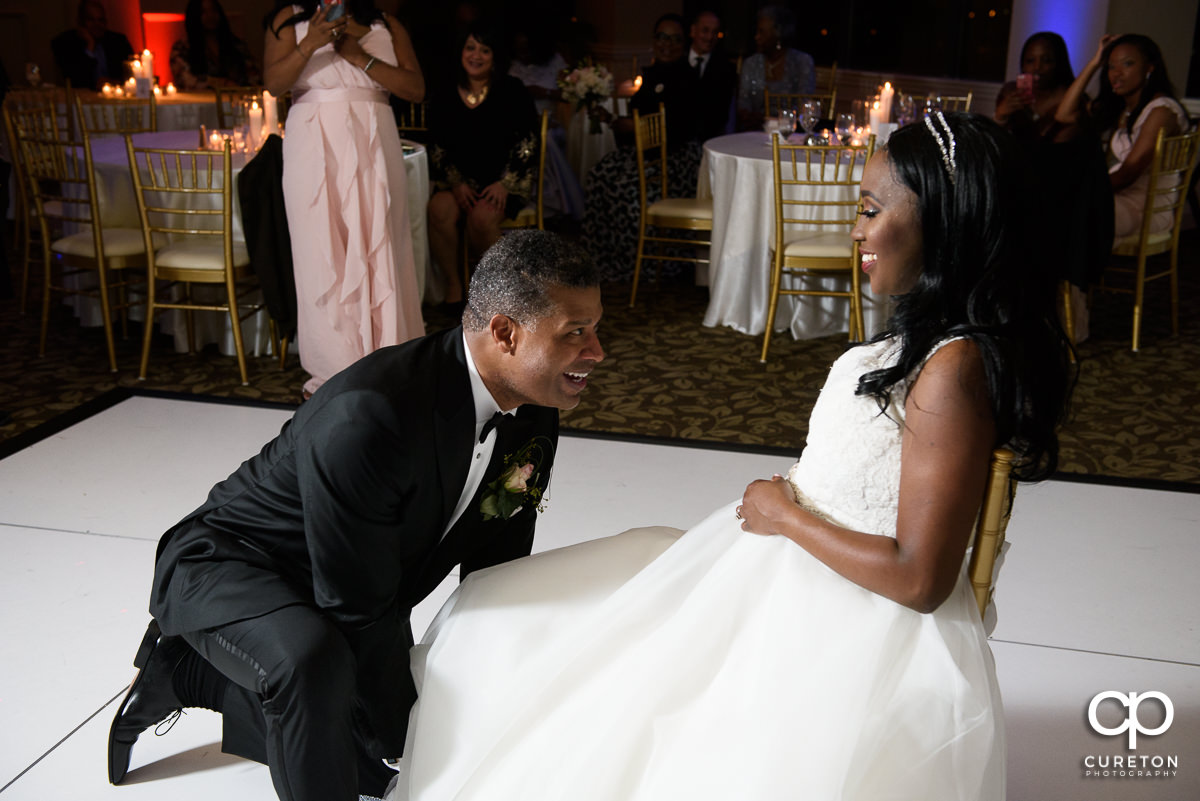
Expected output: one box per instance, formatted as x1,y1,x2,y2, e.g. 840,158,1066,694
735,507,743,520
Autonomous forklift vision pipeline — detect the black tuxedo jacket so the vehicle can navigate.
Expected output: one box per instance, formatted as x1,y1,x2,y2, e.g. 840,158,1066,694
695,53,737,141
149,327,558,755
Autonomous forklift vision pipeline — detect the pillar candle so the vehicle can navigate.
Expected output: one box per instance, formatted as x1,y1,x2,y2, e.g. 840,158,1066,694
262,90,279,135
248,100,263,148
166,82,178,95
141,50,155,84
101,83,114,97
868,101,883,131
879,82,894,123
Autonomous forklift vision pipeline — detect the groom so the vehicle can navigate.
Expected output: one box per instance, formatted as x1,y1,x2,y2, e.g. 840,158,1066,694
106,231,604,801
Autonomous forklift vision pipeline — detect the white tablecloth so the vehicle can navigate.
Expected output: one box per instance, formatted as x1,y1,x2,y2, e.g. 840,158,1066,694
72,131,430,357
154,91,221,131
698,131,889,340
565,97,625,183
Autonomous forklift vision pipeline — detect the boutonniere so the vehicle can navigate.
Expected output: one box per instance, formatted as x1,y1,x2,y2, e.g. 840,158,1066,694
480,436,552,521
654,83,665,94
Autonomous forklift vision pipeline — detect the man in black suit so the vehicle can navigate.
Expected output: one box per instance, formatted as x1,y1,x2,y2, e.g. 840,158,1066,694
106,231,604,801
687,9,737,141
51,0,135,90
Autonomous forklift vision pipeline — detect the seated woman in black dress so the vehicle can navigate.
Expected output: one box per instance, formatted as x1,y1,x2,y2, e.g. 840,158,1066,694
426,19,539,306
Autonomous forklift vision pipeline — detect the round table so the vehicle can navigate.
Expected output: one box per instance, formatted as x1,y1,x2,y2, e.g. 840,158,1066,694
697,131,888,340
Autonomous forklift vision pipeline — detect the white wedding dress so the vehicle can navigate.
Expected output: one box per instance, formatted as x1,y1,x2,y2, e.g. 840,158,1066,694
389,338,1005,801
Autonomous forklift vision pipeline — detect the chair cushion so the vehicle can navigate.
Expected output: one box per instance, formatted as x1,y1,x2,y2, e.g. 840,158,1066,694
155,241,250,271
648,197,713,222
780,230,854,259
1113,229,1172,255
508,205,536,225
51,228,160,258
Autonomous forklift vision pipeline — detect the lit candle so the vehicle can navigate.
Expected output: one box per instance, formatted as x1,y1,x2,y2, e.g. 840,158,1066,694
262,90,279,136
248,99,263,148
209,130,224,150
879,82,894,123
125,77,137,94
101,83,113,97
153,85,162,97
868,101,883,131
131,59,142,79
141,49,155,84
166,82,178,96
114,86,125,98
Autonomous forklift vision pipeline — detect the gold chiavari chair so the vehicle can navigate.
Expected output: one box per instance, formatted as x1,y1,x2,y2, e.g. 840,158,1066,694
3,89,73,314
126,136,274,385
20,128,152,371
765,89,837,119
395,99,428,139
629,104,713,307
74,92,157,135
967,449,1017,621
1096,127,1200,351
761,135,875,362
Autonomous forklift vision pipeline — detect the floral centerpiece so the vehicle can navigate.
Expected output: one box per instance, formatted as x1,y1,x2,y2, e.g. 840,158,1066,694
558,62,614,134
480,436,553,521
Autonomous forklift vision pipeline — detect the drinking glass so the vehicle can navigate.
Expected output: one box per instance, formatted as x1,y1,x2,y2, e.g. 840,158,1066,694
777,109,795,141
835,113,854,144
924,94,943,114
799,99,822,143
894,94,915,126
24,62,42,88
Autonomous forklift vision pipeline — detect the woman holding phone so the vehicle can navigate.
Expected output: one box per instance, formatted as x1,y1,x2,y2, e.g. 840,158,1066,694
264,1,426,399
995,32,1112,342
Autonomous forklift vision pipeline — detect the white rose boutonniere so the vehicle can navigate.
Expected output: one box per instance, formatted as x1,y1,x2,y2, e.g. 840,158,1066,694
480,436,552,521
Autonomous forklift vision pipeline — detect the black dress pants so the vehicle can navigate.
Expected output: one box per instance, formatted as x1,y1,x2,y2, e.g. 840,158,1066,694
181,604,395,801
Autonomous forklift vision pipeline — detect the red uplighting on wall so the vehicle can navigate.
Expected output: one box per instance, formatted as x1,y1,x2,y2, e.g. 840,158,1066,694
142,13,186,85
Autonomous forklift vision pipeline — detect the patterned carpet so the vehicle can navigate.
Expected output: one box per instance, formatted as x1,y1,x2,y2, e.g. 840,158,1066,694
3,231,1200,485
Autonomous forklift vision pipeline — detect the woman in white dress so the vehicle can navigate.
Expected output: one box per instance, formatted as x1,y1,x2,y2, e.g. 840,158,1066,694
388,113,1072,801
1057,33,1189,241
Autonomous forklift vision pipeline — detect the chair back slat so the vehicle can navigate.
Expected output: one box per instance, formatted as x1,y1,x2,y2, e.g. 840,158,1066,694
772,136,875,239
633,105,669,213
19,131,104,247
75,93,157,135
126,137,233,241
395,99,428,134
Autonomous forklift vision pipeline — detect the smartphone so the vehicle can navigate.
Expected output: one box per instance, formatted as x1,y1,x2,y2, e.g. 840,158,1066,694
1015,73,1035,104
320,0,345,21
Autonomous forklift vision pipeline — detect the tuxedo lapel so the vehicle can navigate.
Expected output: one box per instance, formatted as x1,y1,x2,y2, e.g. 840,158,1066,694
433,329,475,531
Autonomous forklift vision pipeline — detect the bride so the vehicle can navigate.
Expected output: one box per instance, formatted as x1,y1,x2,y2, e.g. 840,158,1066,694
387,113,1071,801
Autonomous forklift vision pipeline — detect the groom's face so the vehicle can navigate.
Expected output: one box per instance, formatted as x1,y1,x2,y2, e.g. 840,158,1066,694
501,285,604,410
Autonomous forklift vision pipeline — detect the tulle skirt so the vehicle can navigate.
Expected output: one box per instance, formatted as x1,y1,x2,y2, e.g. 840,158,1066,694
390,502,1005,800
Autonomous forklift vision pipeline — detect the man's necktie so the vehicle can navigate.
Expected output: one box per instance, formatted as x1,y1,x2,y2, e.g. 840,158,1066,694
479,411,513,443
693,56,704,78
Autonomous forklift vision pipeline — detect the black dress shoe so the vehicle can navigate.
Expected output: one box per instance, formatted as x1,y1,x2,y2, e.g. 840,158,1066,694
107,620,188,784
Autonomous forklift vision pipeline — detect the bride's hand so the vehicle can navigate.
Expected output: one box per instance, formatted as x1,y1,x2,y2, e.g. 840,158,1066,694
737,475,796,535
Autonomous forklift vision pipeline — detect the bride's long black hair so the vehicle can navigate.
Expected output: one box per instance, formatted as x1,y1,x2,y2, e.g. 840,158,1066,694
856,113,1073,481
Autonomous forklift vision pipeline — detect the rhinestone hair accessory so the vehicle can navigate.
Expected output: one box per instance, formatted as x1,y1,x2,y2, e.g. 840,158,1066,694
923,110,957,185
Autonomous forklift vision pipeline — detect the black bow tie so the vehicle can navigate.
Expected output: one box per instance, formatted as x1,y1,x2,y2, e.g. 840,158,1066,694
479,410,514,443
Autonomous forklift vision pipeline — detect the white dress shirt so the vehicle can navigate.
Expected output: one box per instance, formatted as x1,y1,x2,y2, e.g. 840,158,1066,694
689,48,707,78
442,333,516,537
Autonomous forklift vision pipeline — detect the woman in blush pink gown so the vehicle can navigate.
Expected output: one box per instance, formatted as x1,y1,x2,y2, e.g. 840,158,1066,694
264,1,426,397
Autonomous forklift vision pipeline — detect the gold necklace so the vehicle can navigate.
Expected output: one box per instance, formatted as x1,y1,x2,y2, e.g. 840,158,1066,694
466,84,489,106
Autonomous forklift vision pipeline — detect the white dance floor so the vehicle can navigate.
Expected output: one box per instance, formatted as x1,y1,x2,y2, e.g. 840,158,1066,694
0,394,1196,800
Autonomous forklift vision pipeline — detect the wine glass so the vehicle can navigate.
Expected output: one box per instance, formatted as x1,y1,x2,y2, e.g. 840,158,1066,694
776,109,795,141
894,94,915,126
799,99,822,144
924,94,943,114
835,113,854,144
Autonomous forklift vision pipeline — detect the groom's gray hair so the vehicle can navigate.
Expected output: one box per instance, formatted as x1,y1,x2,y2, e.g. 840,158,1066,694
463,231,599,332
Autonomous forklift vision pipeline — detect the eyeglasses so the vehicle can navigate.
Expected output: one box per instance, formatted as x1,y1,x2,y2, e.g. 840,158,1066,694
654,33,684,43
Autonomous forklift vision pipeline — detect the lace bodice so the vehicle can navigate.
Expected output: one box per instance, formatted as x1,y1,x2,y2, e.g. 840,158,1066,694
787,337,948,537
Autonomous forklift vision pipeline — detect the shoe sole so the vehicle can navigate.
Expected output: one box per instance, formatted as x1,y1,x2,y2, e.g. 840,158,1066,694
108,620,165,784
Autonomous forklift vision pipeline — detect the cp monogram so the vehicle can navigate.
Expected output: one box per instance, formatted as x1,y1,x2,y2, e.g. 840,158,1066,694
1088,691,1174,749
